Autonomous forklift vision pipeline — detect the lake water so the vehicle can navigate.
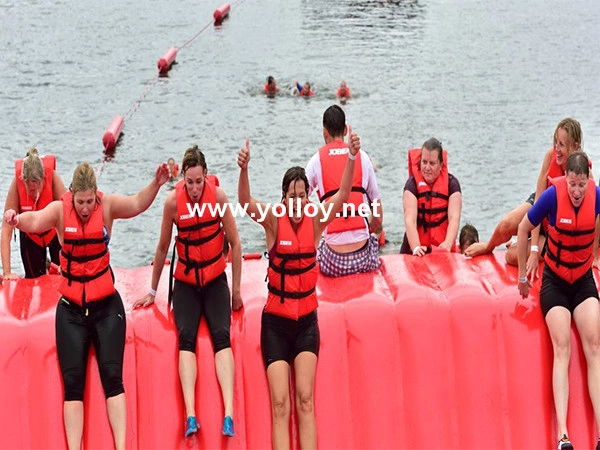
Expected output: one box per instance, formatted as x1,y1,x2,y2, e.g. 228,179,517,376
1,0,599,272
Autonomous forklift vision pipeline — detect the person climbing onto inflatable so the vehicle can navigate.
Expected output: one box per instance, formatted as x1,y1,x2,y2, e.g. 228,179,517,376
133,145,242,439
400,138,462,255
517,151,600,450
2,147,66,279
4,160,170,450
465,118,589,281
459,223,479,254
237,128,359,449
305,104,383,276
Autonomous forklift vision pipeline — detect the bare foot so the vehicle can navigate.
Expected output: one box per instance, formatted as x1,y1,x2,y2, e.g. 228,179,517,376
464,242,492,257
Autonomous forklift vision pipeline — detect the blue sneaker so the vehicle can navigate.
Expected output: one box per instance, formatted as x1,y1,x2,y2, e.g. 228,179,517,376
185,416,198,438
222,415,235,437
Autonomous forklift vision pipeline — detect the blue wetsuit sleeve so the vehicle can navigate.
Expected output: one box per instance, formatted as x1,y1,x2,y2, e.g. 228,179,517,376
527,186,557,227
296,82,303,92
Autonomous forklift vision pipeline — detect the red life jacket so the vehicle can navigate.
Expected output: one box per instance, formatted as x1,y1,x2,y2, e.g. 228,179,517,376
317,141,366,234
59,191,114,305
542,149,591,232
407,148,454,250
266,215,318,320
15,154,58,247
544,177,596,283
174,178,226,287
337,86,351,98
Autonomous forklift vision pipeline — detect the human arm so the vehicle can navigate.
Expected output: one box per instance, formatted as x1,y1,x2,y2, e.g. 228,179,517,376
217,187,243,310
517,215,535,299
402,187,425,256
133,192,176,308
4,201,62,238
314,126,359,236
439,191,462,251
2,179,19,279
105,163,170,223
526,149,554,278
51,170,67,200
237,138,277,247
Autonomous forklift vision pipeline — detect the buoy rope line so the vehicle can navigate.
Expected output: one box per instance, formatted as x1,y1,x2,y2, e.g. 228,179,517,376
96,0,245,179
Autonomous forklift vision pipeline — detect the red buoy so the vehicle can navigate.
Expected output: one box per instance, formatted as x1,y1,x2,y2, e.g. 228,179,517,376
157,47,177,74
242,253,262,260
213,3,230,23
102,115,124,151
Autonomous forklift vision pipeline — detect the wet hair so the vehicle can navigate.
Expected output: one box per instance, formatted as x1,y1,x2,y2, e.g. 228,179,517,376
71,162,97,194
323,105,345,138
267,75,275,85
459,223,479,254
281,166,309,200
554,118,582,151
565,151,590,178
167,157,175,165
21,148,45,183
181,145,207,174
421,138,444,164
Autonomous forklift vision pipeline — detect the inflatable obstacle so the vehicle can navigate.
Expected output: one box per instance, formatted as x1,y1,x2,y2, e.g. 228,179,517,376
0,252,598,449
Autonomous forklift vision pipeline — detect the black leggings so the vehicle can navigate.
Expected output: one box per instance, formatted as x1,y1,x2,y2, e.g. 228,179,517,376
55,291,126,401
172,273,232,354
19,231,60,278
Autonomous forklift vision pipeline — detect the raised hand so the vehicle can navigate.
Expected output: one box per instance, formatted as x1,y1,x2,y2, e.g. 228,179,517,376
155,163,171,186
237,138,251,170
347,125,360,156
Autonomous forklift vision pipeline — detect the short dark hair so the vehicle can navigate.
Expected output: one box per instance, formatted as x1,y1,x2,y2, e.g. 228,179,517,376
565,151,589,178
323,105,345,138
459,223,479,254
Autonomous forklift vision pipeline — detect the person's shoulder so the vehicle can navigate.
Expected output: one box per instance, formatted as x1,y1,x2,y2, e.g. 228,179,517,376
404,175,417,191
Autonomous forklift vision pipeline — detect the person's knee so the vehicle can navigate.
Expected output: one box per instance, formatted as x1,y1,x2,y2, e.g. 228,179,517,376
63,368,86,401
271,396,290,420
212,328,231,353
99,362,124,398
178,329,198,353
296,390,314,415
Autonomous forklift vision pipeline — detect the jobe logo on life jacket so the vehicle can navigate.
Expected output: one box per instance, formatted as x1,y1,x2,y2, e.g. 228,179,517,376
328,148,348,156
559,218,572,224
65,227,78,233
279,240,292,246
179,213,193,220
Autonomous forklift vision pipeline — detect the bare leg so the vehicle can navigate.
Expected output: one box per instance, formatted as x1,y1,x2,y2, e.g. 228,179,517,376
179,350,197,418
64,400,84,450
107,393,126,450
465,202,531,257
573,297,600,433
294,352,318,450
545,306,572,439
267,361,291,450
215,348,235,418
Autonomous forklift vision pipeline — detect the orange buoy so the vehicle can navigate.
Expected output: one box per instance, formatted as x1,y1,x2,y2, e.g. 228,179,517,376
102,115,124,151
213,3,230,24
157,47,177,74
